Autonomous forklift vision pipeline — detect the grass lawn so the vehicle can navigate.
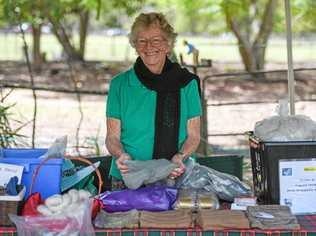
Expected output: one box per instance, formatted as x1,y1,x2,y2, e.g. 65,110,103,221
0,33,316,63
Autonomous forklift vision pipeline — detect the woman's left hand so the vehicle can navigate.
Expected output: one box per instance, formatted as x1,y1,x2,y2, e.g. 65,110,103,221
170,153,186,178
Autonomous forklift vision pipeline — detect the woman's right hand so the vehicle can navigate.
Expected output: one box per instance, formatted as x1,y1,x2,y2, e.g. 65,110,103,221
116,153,131,174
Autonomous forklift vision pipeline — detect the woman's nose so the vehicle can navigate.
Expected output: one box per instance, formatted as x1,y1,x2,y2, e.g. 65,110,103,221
144,40,154,49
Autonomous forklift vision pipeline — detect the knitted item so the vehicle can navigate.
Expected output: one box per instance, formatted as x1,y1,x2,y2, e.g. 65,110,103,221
94,210,139,228
247,205,300,230
140,209,193,228
196,209,250,230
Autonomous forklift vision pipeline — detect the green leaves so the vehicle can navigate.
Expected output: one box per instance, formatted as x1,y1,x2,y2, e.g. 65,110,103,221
0,103,27,148
291,0,316,32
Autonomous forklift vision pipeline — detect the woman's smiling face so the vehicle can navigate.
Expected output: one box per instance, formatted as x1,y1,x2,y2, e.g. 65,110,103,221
135,24,170,74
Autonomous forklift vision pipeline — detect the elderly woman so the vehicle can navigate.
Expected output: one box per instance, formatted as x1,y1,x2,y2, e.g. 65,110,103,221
106,12,202,190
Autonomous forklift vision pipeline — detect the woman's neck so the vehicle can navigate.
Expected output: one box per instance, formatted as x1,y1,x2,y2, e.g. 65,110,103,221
145,58,166,74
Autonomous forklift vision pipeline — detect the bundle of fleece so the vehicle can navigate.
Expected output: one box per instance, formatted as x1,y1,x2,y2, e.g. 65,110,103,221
36,189,91,217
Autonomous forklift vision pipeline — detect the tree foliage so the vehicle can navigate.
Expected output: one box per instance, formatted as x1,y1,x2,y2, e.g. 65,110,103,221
0,0,144,62
291,0,316,33
0,0,315,69
0,103,27,148
220,0,278,72
93,0,144,29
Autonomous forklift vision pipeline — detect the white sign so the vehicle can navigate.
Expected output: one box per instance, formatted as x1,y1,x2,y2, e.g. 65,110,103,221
279,159,316,215
0,163,24,186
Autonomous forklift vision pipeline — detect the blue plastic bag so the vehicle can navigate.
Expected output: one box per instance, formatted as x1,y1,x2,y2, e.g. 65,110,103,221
99,185,177,212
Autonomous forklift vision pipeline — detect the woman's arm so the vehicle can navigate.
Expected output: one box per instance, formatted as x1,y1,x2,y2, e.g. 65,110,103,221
106,117,124,157
106,117,131,173
170,116,201,177
180,116,201,157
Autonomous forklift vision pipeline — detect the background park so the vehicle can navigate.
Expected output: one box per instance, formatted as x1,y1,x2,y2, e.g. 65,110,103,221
1,0,316,181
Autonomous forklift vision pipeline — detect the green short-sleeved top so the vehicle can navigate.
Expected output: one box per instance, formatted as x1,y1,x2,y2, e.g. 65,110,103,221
106,67,202,179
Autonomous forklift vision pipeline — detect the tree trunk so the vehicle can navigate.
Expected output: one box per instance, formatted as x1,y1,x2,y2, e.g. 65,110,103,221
225,12,257,72
48,15,83,61
79,10,90,58
253,0,277,70
32,23,42,71
224,0,277,72
237,38,257,72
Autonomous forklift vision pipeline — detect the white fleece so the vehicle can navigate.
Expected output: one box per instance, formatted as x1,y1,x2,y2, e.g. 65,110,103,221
37,189,91,216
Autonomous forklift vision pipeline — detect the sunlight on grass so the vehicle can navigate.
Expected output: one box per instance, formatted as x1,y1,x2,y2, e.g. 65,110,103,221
0,33,315,63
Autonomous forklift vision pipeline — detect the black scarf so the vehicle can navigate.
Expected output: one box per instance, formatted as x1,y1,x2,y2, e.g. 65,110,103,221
134,57,200,160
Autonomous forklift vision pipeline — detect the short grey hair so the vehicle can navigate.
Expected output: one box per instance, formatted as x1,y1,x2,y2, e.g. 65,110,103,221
129,12,177,49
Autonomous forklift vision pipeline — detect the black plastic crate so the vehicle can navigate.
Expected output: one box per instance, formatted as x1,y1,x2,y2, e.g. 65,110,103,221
248,132,316,204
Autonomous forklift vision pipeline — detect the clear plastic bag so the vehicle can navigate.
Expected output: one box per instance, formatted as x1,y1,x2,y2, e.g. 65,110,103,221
254,99,316,141
176,159,252,202
173,188,219,210
173,189,196,210
39,136,67,159
9,199,95,236
196,189,220,210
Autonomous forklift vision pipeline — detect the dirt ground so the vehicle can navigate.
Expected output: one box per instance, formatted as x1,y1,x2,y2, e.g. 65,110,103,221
1,61,316,182
2,60,316,100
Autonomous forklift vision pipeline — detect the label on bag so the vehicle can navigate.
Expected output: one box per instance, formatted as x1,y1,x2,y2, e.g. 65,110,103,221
279,158,316,215
0,163,24,186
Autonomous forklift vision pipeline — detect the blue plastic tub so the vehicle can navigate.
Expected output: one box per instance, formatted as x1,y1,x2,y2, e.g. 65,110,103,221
0,148,63,199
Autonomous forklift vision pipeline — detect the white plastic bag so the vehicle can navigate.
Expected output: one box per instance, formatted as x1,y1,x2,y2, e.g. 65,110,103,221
40,136,68,159
254,99,316,141
9,199,95,236
175,159,252,202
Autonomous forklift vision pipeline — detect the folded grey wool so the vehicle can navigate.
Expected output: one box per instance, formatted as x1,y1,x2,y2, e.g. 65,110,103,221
122,159,178,189
140,209,193,228
247,205,300,230
93,209,139,228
